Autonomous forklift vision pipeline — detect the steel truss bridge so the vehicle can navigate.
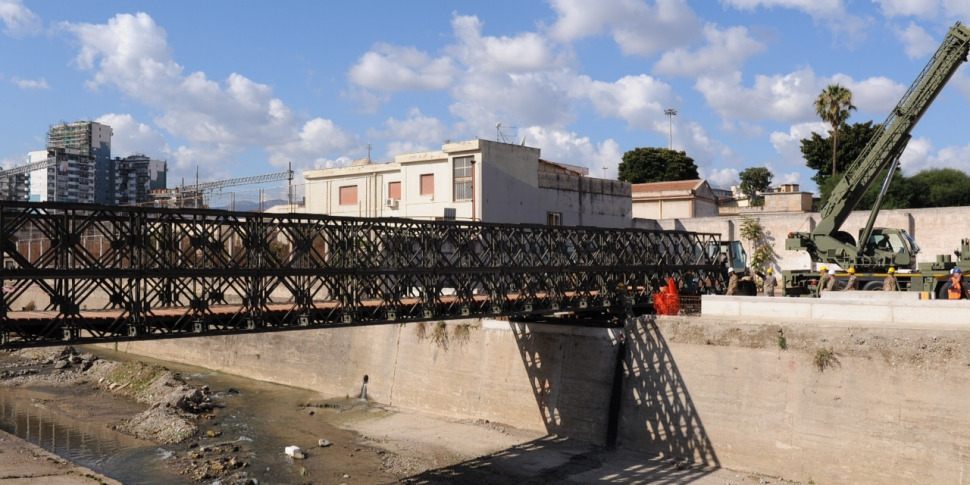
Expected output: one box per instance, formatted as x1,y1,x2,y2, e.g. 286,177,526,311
0,202,728,349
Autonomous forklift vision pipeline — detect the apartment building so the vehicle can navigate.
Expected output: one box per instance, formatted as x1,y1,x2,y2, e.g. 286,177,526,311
303,139,632,227
115,154,167,206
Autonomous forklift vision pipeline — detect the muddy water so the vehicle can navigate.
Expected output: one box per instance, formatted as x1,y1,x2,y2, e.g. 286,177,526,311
0,347,394,484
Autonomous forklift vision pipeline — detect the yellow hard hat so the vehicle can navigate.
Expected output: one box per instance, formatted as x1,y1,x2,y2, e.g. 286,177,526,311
848,267,856,274
820,265,827,272
767,268,773,274
888,267,896,274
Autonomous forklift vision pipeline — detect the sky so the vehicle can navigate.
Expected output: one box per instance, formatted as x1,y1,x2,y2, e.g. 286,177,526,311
2,0,970,195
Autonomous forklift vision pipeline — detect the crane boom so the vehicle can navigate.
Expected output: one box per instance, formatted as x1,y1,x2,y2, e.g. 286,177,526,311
177,169,293,195
814,22,970,237
787,21,970,271
0,157,56,179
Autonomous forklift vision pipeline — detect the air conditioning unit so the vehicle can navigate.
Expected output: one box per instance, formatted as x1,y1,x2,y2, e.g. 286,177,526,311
385,197,399,208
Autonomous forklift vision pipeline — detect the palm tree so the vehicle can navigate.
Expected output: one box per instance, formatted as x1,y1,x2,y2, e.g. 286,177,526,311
814,84,856,176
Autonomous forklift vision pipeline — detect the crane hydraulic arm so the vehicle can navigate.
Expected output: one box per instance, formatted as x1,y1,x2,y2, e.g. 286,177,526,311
787,21,970,270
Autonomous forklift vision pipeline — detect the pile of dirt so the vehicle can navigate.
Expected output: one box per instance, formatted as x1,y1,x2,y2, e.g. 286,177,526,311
1,347,215,444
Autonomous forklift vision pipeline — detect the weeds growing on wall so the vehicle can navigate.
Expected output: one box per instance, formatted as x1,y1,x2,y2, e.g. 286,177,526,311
453,323,471,345
778,335,787,350
431,321,450,348
813,348,838,372
414,322,427,341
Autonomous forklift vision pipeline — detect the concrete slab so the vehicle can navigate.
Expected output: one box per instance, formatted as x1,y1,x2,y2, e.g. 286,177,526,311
701,294,970,327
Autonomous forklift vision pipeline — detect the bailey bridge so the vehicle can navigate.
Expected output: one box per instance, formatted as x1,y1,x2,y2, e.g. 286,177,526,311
0,201,727,349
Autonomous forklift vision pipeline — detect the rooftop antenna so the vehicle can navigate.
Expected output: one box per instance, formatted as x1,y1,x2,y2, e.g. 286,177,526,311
495,122,515,144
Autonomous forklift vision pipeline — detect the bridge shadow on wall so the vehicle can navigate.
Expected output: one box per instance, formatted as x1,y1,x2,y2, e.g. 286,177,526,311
621,316,719,471
400,320,720,484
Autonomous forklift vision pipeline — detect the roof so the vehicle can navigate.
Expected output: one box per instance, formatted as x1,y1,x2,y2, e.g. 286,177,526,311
631,179,706,193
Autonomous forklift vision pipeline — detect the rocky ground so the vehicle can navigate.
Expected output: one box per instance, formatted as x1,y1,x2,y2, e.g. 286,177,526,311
0,346,805,484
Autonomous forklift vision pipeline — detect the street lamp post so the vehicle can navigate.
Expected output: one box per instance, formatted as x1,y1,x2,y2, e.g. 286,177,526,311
664,108,677,149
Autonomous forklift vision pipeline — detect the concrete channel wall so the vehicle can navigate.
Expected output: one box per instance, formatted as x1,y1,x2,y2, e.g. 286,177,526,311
104,319,621,445
104,297,970,485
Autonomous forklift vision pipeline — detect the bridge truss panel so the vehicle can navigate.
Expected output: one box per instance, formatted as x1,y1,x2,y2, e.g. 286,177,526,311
0,201,728,348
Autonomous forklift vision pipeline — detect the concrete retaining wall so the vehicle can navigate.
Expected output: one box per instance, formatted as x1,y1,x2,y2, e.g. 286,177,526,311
103,304,970,484
620,314,970,484
103,319,620,445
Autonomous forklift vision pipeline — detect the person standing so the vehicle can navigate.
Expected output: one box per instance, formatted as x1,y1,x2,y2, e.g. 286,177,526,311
762,268,777,297
883,267,898,291
815,265,832,297
726,267,738,295
844,267,858,291
817,265,830,297
823,268,838,291
938,267,969,299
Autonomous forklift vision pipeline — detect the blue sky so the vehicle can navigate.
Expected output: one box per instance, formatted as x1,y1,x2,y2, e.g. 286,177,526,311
2,0,970,194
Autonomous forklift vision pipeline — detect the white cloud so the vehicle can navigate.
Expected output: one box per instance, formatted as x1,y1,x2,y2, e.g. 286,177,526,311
828,74,906,116
347,43,457,92
704,167,739,188
369,109,452,152
268,118,358,170
449,14,562,73
11,76,48,90
95,113,168,161
654,23,766,76
547,0,701,57
898,136,933,174
776,170,803,186
927,140,970,175
580,74,676,130
519,126,623,177
60,12,357,178
768,121,829,188
696,68,820,123
0,0,40,37
873,0,939,18
894,22,938,59
942,0,970,19
720,0,847,18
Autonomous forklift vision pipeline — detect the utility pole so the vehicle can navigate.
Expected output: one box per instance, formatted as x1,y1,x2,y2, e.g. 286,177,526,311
664,109,677,149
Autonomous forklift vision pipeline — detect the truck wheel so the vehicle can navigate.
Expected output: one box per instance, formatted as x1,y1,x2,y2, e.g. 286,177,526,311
862,281,883,291
738,280,758,296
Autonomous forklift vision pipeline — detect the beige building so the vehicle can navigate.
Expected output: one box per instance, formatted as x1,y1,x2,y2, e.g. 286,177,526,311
303,139,631,227
631,179,719,220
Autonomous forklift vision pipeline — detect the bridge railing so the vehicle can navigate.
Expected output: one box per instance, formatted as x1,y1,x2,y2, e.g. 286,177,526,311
1,201,727,348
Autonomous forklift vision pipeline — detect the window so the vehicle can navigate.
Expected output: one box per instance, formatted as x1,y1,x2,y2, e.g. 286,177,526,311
453,156,473,201
387,181,401,200
420,174,435,196
339,185,358,205
547,212,562,226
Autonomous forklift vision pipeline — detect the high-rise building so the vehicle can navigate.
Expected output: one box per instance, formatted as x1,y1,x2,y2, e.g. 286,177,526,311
42,121,113,204
0,172,29,201
115,154,167,206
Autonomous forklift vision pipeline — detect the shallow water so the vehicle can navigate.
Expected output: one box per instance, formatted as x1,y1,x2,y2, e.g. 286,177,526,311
0,346,387,484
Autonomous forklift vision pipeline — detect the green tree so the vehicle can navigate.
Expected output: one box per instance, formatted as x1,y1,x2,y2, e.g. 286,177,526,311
907,168,970,207
738,167,774,204
618,147,699,183
739,216,776,275
814,84,856,177
801,121,879,197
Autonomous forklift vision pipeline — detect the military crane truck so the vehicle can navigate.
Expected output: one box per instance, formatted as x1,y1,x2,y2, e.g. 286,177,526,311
783,21,970,296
